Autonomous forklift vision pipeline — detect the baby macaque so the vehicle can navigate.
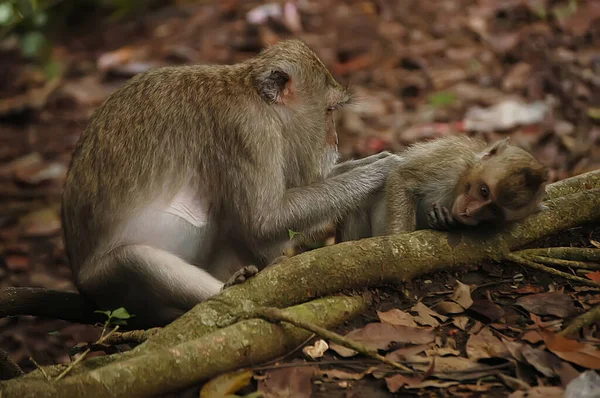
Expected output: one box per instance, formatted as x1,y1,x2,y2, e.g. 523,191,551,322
62,39,400,326
338,135,549,241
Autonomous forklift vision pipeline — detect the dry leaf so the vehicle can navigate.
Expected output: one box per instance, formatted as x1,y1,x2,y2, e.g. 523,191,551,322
453,316,469,331
465,328,509,361
200,369,253,398
329,322,435,357
585,271,600,283
377,309,418,327
434,300,465,315
541,330,600,369
508,386,564,398
411,302,448,327
19,208,61,237
517,292,579,318
468,299,505,322
257,366,316,398
320,369,365,381
451,281,474,309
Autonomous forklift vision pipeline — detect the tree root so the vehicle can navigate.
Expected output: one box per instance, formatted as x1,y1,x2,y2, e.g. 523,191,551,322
505,252,599,286
560,305,600,338
0,170,599,397
254,305,412,372
0,295,369,397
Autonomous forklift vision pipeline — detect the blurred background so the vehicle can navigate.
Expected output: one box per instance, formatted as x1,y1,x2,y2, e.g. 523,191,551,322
0,0,598,374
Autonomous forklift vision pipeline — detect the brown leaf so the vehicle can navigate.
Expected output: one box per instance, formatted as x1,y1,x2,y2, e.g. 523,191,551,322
516,292,579,318
377,309,418,327
541,330,600,369
451,281,474,309
257,366,316,398
0,153,43,178
320,369,365,381
4,255,30,272
520,345,560,377
585,271,600,283
19,208,61,237
329,323,435,357
521,330,543,344
14,162,67,185
385,373,459,392
466,328,509,361
453,316,470,331
384,373,425,392
411,302,447,326
200,369,253,398
468,299,505,322
508,386,564,398
434,300,465,315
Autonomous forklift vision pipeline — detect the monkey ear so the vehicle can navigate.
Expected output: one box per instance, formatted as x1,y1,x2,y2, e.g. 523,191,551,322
257,69,293,105
482,137,510,160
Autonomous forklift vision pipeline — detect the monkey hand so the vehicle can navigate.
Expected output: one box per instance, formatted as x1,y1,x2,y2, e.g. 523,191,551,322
428,203,457,231
222,265,260,290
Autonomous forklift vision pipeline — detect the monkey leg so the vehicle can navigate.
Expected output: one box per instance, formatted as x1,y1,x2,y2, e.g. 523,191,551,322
385,173,418,234
427,203,456,230
78,245,224,326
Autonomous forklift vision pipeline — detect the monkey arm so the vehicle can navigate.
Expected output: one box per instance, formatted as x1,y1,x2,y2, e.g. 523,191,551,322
328,152,393,177
238,157,396,240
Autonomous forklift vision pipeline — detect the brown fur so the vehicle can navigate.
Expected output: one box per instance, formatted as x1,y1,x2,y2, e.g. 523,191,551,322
338,135,549,241
62,39,400,326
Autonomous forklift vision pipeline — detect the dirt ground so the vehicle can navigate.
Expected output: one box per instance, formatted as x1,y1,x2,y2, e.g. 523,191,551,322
0,0,599,396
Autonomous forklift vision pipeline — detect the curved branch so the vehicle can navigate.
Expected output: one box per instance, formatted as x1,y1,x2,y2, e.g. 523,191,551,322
0,287,102,325
144,187,600,350
0,294,369,397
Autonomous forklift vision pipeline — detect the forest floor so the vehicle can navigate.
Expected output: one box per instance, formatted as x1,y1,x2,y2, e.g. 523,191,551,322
0,0,599,396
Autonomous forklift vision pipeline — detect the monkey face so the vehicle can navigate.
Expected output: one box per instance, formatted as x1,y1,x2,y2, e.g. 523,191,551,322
451,181,502,226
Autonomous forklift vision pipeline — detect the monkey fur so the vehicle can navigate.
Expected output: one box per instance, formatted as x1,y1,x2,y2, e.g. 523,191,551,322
338,135,549,241
62,39,400,326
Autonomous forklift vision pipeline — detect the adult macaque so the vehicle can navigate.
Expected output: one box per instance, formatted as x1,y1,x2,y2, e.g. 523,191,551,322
338,135,549,241
62,39,400,327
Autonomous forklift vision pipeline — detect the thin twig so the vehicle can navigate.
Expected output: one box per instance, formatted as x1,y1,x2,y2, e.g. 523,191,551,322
505,253,599,287
29,356,49,381
55,325,120,381
560,305,600,338
516,247,600,262
102,328,160,346
254,306,413,373
525,254,600,270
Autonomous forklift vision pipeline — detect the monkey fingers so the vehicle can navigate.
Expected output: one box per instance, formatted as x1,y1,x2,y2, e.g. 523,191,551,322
222,265,260,290
428,203,456,231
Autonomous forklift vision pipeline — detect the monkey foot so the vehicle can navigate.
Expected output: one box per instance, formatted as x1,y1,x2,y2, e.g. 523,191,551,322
428,203,456,231
222,265,260,290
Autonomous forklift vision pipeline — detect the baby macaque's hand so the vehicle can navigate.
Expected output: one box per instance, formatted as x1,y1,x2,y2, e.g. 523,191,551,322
428,203,457,231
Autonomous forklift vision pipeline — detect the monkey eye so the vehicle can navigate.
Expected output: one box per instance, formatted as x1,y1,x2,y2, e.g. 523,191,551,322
480,184,490,199
327,105,338,113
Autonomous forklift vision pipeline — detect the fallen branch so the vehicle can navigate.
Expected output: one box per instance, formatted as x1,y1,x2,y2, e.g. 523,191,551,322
144,186,600,350
254,306,412,372
0,287,102,325
1,170,599,396
560,305,600,338
0,294,369,397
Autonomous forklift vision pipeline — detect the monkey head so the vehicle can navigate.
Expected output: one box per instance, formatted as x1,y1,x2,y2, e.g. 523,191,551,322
451,138,549,226
250,40,352,169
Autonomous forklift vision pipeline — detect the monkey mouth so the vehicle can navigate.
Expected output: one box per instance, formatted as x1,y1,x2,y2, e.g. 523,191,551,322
456,213,478,226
